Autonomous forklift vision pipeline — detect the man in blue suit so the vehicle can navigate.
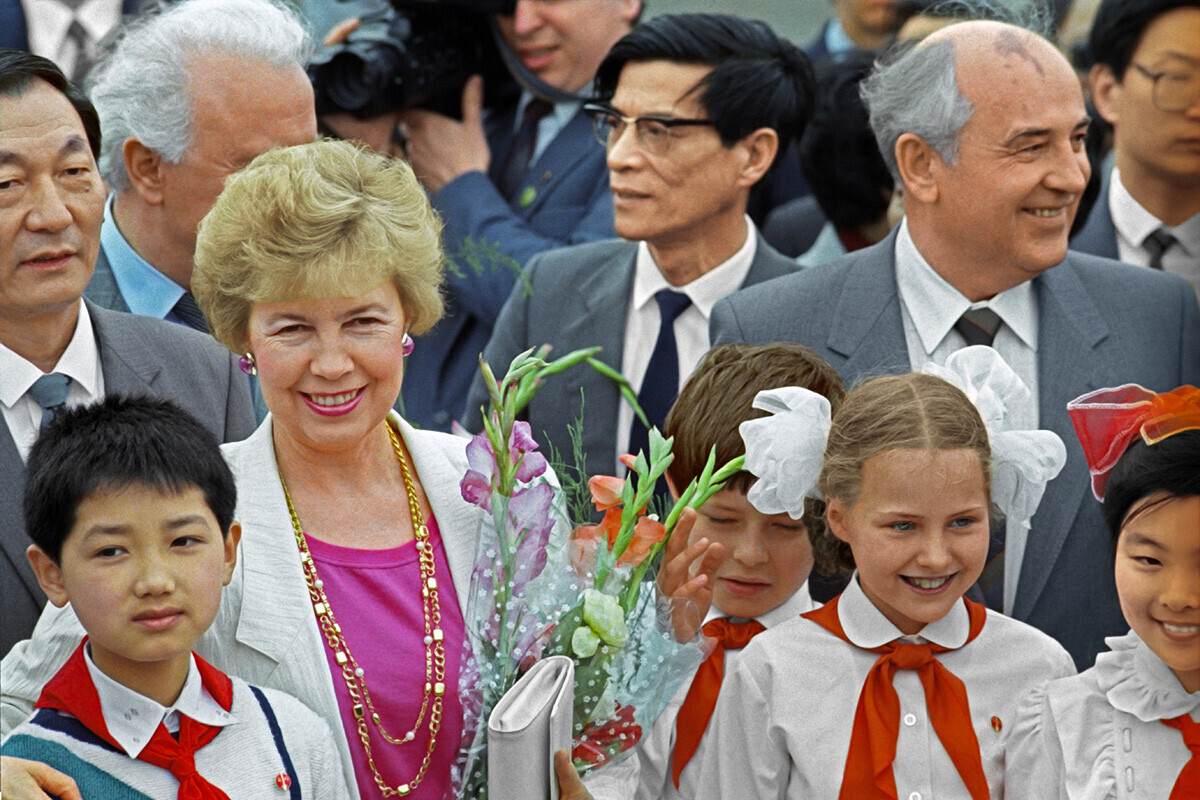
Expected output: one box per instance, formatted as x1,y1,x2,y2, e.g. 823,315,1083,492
1071,0,1199,301
465,14,814,483
398,0,639,431
712,20,1200,670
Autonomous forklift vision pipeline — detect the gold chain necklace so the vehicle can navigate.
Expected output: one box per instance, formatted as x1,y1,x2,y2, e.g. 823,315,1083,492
281,423,445,797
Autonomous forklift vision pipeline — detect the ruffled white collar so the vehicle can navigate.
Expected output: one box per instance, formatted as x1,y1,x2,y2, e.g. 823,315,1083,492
1094,630,1200,722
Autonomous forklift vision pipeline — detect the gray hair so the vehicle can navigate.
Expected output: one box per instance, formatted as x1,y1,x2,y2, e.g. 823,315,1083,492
88,0,314,191
862,0,1055,183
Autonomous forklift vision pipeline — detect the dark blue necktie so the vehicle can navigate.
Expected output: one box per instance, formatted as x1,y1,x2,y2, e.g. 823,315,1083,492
499,98,554,201
172,290,209,332
28,373,72,432
628,290,692,471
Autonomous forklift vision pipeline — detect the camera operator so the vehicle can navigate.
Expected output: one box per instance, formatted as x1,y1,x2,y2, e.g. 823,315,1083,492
398,0,640,432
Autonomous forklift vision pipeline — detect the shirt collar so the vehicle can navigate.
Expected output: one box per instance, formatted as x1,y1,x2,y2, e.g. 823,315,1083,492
824,17,857,55
101,194,187,320
85,645,236,758
0,300,102,408
1111,167,1200,256
705,580,816,629
514,90,582,130
837,572,970,650
894,218,1038,352
631,219,758,316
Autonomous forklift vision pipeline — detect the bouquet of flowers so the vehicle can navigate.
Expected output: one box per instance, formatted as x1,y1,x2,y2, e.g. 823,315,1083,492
454,347,744,796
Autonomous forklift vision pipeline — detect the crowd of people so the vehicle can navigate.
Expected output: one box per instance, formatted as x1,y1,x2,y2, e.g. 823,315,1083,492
1,0,1197,798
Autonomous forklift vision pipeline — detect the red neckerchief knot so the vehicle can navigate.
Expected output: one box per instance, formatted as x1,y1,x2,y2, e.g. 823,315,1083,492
802,594,991,800
36,639,233,800
1161,714,1200,800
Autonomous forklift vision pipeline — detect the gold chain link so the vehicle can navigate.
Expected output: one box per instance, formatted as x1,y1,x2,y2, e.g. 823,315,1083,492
280,423,445,797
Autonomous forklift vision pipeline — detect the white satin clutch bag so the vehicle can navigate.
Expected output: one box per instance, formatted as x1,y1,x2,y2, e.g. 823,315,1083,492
487,655,575,800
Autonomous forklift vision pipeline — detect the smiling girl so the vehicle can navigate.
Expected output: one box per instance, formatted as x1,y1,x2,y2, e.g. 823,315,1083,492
1008,384,1200,800
697,348,1075,800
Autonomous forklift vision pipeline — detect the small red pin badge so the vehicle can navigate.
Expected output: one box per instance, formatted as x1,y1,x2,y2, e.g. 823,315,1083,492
991,716,1003,732
275,773,292,790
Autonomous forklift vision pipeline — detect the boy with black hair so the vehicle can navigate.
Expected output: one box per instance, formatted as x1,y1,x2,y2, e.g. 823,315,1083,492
1,396,350,800
629,343,845,799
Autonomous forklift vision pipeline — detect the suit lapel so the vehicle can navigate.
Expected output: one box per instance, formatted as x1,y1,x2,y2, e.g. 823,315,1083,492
1014,258,1116,617
0,425,40,603
826,235,910,378
520,111,598,216
89,301,161,395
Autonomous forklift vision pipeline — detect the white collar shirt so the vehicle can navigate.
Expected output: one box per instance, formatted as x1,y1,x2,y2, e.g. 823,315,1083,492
85,646,236,758
1109,167,1200,302
20,0,122,77
0,301,104,462
616,223,757,472
894,220,1040,613
696,574,1075,800
625,582,816,800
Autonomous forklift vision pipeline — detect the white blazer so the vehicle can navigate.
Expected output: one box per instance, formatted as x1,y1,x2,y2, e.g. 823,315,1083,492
1,412,482,800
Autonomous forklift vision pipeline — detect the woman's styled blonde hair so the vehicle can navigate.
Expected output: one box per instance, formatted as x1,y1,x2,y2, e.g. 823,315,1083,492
192,138,444,353
814,372,992,574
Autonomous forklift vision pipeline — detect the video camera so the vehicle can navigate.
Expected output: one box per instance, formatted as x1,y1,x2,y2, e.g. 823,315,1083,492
308,0,518,120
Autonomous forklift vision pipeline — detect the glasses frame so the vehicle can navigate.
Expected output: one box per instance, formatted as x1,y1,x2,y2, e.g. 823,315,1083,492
1130,63,1200,113
582,102,716,156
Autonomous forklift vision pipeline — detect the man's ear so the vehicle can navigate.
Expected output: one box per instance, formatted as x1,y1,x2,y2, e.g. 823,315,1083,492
1089,63,1121,126
222,522,242,586
123,138,167,206
895,133,940,205
825,498,853,546
27,545,70,608
735,127,780,190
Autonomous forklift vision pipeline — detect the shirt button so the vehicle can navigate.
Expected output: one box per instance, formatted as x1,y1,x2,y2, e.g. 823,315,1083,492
903,713,918,727
909,793,922,800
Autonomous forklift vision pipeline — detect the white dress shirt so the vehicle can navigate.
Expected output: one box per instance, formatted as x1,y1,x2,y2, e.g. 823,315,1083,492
894,219,1041,613
631,583,815,800
85,646,236,758
1109,167,1200,302
616,222,757,471
696,574,1075,800
0,301,104,462
20,0,123,78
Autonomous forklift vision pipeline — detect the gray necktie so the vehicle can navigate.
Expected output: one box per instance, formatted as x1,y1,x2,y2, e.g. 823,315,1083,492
27,373,73,432
1143,228,1177,271
954,307,1003,347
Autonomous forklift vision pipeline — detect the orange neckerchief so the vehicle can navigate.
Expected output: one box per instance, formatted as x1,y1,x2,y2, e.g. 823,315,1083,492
802,594,990,800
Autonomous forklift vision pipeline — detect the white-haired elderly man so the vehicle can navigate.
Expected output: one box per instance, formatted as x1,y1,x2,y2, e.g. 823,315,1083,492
711,16,1200,671
82,0,317,334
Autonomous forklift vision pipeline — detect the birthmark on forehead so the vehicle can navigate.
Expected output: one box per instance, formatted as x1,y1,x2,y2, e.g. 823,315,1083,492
993,29,1045,77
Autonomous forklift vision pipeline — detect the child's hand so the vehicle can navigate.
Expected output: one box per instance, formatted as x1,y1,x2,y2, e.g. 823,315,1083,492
657,508,726,642
0,756,82,800
554,749,593,800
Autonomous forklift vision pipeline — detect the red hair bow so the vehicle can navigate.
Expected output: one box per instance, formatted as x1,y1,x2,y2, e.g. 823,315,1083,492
1067,384,1200,500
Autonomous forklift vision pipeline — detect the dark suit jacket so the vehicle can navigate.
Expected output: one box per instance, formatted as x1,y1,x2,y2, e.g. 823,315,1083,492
1070,167,1119,260
0,302,256,656
403,103,616,431
463,234,800,483
710,228,1200,669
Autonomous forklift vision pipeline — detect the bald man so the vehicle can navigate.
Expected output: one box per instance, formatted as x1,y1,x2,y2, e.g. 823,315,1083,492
711,20,1200,669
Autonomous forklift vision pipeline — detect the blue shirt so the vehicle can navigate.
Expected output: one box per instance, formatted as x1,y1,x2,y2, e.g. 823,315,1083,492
100,195,190,325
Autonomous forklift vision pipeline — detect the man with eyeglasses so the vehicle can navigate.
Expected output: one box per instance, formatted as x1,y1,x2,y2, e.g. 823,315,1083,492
463,13,815,486
1073,0,1200,301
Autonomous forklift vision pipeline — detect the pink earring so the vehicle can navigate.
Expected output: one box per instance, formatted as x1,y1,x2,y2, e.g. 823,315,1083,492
239,353,258,375
402,334,414,357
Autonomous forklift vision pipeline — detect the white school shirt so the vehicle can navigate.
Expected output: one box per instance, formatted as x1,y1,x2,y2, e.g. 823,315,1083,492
0,301,104,462
695,575,1075,800
894,218,1040,614
1008,630,1200,800
628,583,816,800
85,646,236,757
616,223,756,472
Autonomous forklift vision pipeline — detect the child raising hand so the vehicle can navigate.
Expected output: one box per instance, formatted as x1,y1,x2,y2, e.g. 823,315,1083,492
1008,384,1200,799
697,347,1075,799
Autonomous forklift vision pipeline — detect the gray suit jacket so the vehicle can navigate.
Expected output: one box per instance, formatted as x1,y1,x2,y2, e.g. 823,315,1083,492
0,301,256,657
1070,168,1120,260
710,228,1200,669
81,244,131,313
463,235,800,483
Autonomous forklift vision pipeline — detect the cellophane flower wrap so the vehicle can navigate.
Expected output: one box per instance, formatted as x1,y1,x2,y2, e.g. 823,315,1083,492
452,347,743,796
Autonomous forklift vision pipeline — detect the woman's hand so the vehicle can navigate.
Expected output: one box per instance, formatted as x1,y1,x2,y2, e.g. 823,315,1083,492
554,749,593,800
656,508,725,642
1,756,82,800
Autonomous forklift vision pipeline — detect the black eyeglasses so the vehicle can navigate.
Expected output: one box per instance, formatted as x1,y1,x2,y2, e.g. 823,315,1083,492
582,103,716,157
1131,63,1200,113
